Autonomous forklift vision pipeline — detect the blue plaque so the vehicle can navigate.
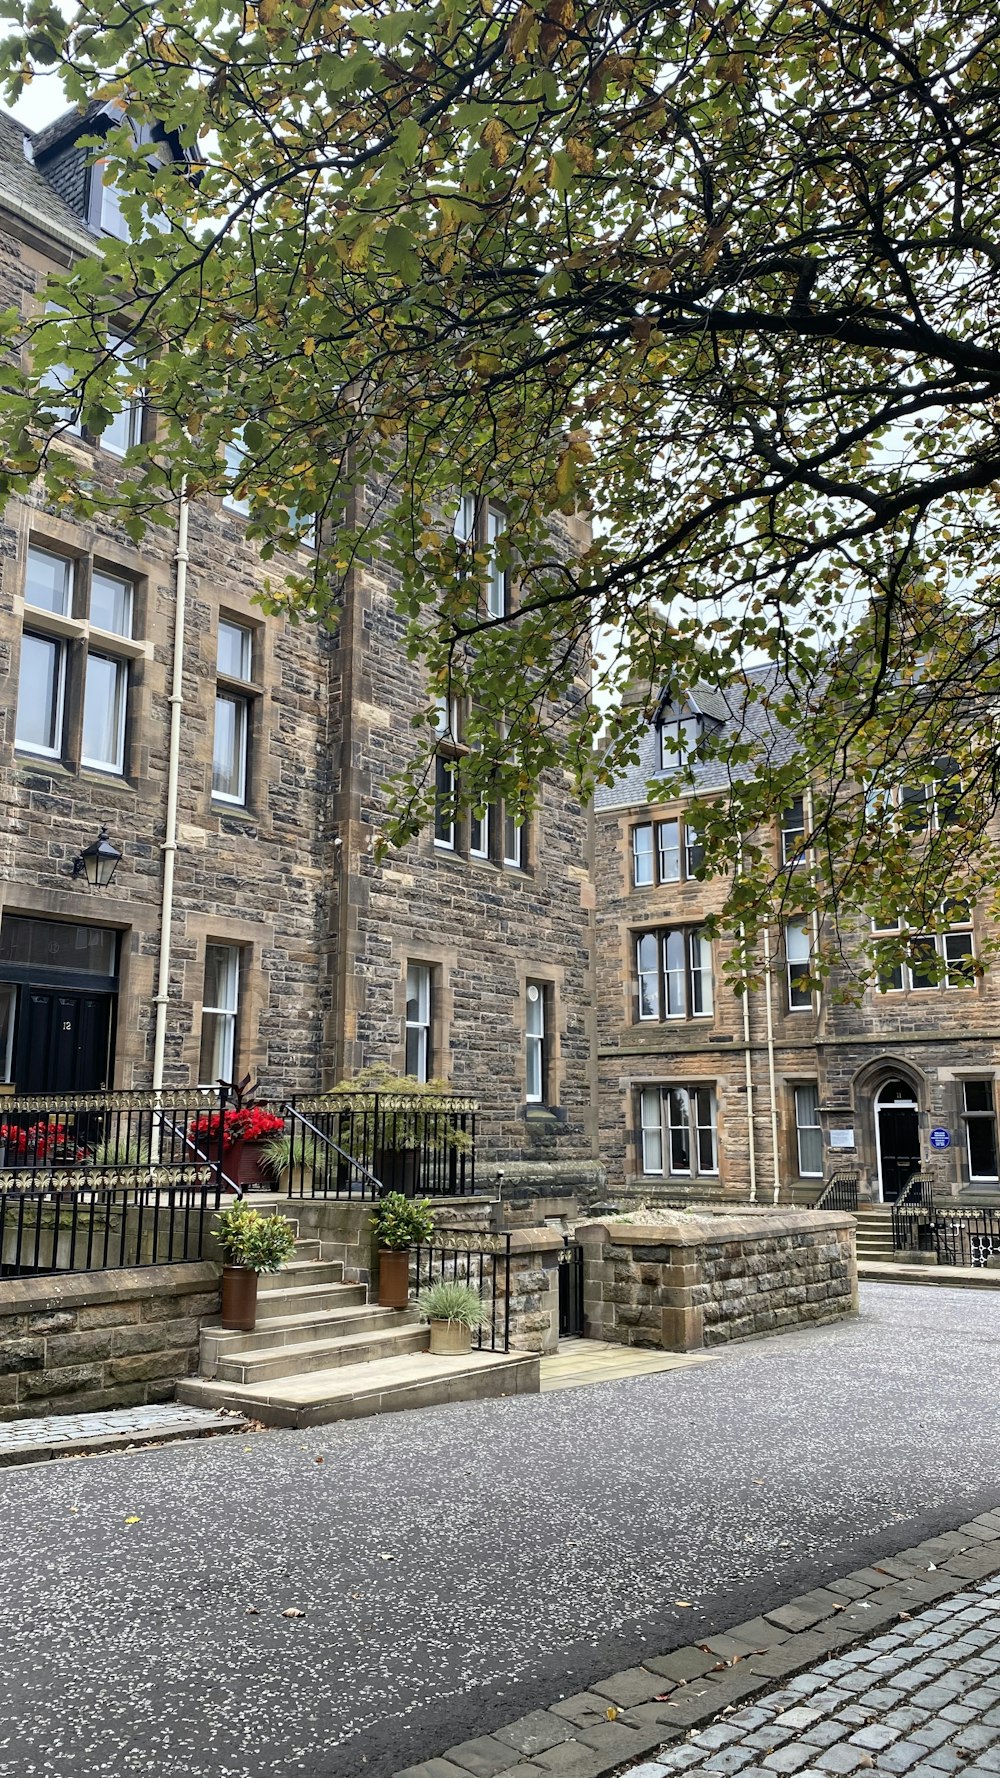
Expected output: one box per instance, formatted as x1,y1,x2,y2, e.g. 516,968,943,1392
929,1127,951,1150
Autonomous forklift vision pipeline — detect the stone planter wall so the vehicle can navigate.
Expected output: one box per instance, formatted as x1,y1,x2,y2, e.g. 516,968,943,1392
0,1261,220,1420
507,1230,563,1354
578,1209,857,1352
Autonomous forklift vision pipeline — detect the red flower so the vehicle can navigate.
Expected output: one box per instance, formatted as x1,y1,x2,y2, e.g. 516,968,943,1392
187,1107,284,1151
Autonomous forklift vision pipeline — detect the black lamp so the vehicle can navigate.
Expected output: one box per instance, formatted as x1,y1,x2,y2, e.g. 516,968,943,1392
72,824,123,889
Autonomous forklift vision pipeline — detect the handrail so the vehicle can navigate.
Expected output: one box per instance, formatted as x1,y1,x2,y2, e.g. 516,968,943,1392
282,1102,385,1198
156,1113,243,1199
895,1172,931,1210
815,1171,859,1211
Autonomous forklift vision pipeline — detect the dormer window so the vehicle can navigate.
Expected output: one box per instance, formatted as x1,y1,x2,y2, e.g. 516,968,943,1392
658,714,703,771
94,163,127,238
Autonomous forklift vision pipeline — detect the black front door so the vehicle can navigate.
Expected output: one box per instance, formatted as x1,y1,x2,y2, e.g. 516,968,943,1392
878,1106,921,1203
14,988,114,1094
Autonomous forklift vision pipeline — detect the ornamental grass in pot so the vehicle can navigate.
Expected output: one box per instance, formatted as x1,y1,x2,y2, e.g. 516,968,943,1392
416,1279,489,1357
214,1202,297,1330
370,1192,436,1310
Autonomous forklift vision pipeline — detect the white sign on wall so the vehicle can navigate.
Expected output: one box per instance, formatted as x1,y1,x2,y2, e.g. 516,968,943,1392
829,1129,856,1150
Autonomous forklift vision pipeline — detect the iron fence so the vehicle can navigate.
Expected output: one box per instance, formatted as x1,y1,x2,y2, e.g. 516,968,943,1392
0,1088,235,1191
891,1203,1000,1268
412,1231,511,1351
816,1171,860,1211
0,1180,226,1278
277,1093,478,1200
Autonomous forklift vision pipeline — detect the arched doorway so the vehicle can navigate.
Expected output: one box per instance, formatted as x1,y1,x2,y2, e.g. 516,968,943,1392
874,1079,921,1203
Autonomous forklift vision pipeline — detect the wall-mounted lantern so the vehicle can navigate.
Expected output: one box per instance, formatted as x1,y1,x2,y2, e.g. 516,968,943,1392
71,824,123,890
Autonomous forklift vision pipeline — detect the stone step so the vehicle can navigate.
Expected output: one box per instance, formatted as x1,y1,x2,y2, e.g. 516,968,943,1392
214,1320,429,1385
199,1304,416,1372
258,1258,344,1291
254,1282,366,1319
290,1239,323,1261
177,1348,540,1428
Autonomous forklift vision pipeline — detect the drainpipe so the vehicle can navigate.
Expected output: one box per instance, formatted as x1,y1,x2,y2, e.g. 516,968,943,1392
151,478,189,1092
761,922,782,1203
735,845,758,1204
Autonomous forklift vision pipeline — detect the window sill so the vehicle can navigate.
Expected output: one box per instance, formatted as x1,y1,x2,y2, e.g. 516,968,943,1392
521,1103,565,1127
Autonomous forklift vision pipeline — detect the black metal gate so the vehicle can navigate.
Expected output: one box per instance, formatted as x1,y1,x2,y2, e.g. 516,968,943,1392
558,1239,585,1338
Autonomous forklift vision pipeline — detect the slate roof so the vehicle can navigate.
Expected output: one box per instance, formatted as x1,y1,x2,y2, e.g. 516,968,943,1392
595,662,802,810
0,108,94,248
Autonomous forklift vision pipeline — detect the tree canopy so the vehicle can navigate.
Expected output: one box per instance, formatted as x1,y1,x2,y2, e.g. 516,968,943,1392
2,0,1000,980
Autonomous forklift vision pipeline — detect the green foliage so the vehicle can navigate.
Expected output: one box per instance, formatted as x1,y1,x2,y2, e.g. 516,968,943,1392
333,1067,474,1154
3,2,1000,971
371,1192,436,1251
213,1203,297,1274
415,1279,488,1329
89,1130,150,1167
258,1130,313,1180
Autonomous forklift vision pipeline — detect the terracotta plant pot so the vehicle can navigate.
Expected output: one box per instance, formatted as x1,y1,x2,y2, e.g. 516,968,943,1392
378,1248,411,1310
221,1264,258,1331
428,1318,473,1357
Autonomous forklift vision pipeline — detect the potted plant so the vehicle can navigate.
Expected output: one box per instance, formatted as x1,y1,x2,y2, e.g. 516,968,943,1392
259,1127,314,1194
371,1191,436,1310
416,1279,488,1356
214,1201,298,1330
188,1104,286,1188
330,1066,474,1196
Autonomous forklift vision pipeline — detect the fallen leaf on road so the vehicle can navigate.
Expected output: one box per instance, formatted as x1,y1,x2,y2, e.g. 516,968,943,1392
124,1516,140,1525
315,1456,325,1465
245,1606,259,1616
605,1707,618,1720
655,1693,673,1702
378,1552,399,1562
675,1599,692,1607
282,1607,306,1619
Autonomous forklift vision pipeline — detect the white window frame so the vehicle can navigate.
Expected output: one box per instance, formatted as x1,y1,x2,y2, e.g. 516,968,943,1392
503,806,523,869
486,505,507,619
213,620,253,805
786,921,814,1011
874,913,976,993
639,1085,718,1179
962,1080,999,1183
223,435,250,515
25,545,73,617
794,1083,824,1178
89,568,134,638
632,822,655,887
525,981,546,1104
434,755,456,850
0,984,16,1084
198,945,240,1087
639,1087,664,1175
217,619,253,682
634,926,714,1023
405,963,432,1083
99,338,144,456
81,651,129,774
470,803,490,860
454,493,476,543
781,797,807,867
15,630,67,758
659,715,702,770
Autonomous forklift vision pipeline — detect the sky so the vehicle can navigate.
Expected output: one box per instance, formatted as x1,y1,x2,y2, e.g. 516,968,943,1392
8,72,69,132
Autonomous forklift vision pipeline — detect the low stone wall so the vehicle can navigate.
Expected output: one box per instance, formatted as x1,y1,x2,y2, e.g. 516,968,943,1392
578,1209,857,1351
507,1230,562,1354
0,1261,220,1420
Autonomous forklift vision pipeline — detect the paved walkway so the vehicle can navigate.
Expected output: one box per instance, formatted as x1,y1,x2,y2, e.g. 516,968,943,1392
539,1338,713,1391
0,1402,244,1466
2,1283,1000,1777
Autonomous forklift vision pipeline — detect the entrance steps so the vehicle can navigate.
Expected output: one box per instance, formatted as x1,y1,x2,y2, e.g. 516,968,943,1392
854,1206,895,1263
177,1237,537,1428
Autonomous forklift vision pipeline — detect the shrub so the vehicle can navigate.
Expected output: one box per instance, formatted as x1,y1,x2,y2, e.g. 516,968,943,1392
371,1192,436,1250
416,1280,489,1329
214,1203,297,1273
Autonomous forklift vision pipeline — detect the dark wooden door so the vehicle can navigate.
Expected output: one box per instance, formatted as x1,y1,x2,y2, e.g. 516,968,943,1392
878,1106,920,1203
15,988,113,1094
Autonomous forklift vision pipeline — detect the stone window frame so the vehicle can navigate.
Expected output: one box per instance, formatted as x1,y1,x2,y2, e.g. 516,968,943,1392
633,924,714,1024
404,960,434,1083
792,1081,824,1178
12,532,149,782
959,1077,1000,1183
516,959,563,1113
637,1083,719,1179
431,694,530,874
785,920,815,1013
212,612,264,812
453,493,510,621
183,912,272,1088
871,907,977,994
393,941,455,1084
630,816,704,889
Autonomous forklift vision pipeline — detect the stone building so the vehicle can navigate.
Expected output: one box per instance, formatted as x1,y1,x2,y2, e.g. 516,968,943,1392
594,678,1000,1205
0,106,597,1168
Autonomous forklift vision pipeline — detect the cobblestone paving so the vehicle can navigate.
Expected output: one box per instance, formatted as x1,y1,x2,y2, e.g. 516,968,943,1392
622,1581,1000,1778
0,1403,240,1463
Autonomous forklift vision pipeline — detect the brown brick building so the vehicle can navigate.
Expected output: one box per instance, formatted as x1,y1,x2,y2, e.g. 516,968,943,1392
595,680,1000,1205
0,108,597,1168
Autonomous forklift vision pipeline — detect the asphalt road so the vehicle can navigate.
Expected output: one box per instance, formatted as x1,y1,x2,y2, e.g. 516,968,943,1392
1,1282,999,1778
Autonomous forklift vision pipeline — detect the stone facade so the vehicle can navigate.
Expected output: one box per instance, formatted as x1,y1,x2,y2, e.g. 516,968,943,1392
577,1209,857,1351
0,109,597,1175
594,689,1000,1204
0,1259,219,1419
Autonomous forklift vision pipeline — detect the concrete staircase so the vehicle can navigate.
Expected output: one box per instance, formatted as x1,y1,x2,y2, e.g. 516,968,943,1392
854,1205,895,1263
177,1236,537,1428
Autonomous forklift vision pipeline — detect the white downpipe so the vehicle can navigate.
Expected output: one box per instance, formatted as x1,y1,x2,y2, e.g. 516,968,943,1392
761,922,782,1204
741,953,758,1204
152,478,189,1093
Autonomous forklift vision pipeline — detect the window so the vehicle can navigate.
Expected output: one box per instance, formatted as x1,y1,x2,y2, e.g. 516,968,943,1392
405,963,432,1082
82,653,128,773
0,984,15,1084
781,797,806,867
223,437,250,515
486,506,507,618
434,756,456,849
25,545,73,616
634,927,714,1022
15,631,66,756
90,570,133,637
470,803,490,860
794,1084,823,1177
962,1081,999,1182
213,620,253,805
659,714,703,770
99,339,144,456
94,163,127,239
525,981,548,1103
454,493,476,543
629,818,700,887
786,922,814,1010
866,768,963,834
874,910,976,992
503,805,523,869
199,945,240,1085
639,1086,718,1177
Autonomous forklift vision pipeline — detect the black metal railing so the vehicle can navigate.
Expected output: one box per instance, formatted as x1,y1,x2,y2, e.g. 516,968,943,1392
891,1202,1000,1267
896,1172,932,1209
0,1180,227,1279
276,1093,478,1200
0,1088,236,1191
816,1171,860,1211
412,1231,512,1351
